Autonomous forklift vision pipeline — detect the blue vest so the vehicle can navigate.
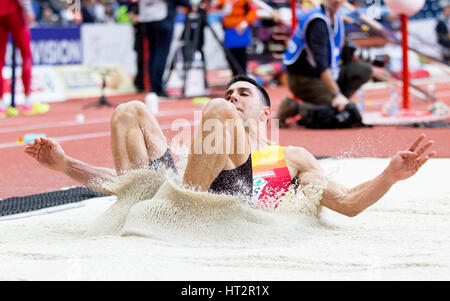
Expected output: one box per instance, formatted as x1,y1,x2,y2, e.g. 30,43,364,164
283,7,345,80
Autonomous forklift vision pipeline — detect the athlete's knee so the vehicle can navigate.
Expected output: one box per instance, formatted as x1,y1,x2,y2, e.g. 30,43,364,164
202,98,238,121
111,100,147,125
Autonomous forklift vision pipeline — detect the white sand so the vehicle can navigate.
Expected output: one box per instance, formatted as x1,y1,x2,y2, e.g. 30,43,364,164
0,158,449,281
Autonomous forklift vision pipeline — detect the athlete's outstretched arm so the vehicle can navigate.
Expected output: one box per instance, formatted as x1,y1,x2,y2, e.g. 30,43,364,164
288,134,436,217
24,137,116,194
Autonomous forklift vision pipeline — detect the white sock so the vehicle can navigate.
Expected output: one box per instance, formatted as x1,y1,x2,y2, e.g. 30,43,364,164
24,96,33,107
0,100,6,110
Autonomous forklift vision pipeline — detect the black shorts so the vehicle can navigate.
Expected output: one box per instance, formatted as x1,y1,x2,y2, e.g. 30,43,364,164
208,155,253,198
148,148,178,174
150,149,253,198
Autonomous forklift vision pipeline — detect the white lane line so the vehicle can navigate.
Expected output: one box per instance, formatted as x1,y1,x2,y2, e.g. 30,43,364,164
0,108,198,134
54,131,111,143
0,121,197,150
0,132,110,149
0,118,111,134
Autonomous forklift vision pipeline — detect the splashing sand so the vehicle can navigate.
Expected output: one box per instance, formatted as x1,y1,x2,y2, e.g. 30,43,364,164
0,158,449,280
85,162,323,245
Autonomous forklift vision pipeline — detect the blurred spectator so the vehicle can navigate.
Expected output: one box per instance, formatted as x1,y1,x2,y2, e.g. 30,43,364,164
136,0,191,97
37,0,64,23
48,0,64,12
126,0,144,92
117,2,132,23
60,1,76,24
31,0,41,24
215,0,258,76
82,0,97,23
39,4,59,25
94,0,106,22
27,1,136,25
376,5,401,31
437,0,450,60
93,0,117,22
103,1,117,23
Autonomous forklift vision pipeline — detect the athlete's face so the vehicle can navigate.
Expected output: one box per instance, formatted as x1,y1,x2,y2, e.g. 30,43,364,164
224,81,270,123
324,0,345,13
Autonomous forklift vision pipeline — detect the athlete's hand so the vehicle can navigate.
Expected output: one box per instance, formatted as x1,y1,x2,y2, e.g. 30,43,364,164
384,134,436,183
24,137,67,172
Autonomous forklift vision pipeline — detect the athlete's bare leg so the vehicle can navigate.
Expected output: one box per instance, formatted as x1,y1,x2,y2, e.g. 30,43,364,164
26,99,249,193
182,99,250,191
110,100,168,175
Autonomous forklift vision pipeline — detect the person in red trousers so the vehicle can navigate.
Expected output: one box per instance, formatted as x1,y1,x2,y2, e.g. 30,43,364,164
0,0,49,118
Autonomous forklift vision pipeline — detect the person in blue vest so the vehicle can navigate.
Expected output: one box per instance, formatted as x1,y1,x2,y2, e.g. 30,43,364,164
276,0,373,128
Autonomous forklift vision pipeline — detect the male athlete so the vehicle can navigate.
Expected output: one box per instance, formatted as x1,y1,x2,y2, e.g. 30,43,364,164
25,75,436,217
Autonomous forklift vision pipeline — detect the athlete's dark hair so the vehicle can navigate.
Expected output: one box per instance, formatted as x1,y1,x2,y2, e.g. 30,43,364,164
226,74,271,107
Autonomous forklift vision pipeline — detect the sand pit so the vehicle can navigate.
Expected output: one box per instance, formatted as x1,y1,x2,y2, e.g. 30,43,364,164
0,158,449,281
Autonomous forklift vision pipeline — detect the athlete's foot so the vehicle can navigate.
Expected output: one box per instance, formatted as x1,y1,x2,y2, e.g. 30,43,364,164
22,102,50,116
276,97,300,128
0,106,19,118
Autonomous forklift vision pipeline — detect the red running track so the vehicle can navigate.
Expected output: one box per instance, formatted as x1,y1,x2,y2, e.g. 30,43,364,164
0,82,449,199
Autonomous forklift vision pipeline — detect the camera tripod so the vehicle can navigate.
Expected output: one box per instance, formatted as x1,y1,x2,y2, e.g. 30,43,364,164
164,7,244,98
83,68,115,109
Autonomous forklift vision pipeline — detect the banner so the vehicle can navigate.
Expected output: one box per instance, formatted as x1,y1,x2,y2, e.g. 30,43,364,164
1,64,136,105
53,64,136,99
1,66,67,105
81,24,136,76
5,26,82,66
1,18,229,104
